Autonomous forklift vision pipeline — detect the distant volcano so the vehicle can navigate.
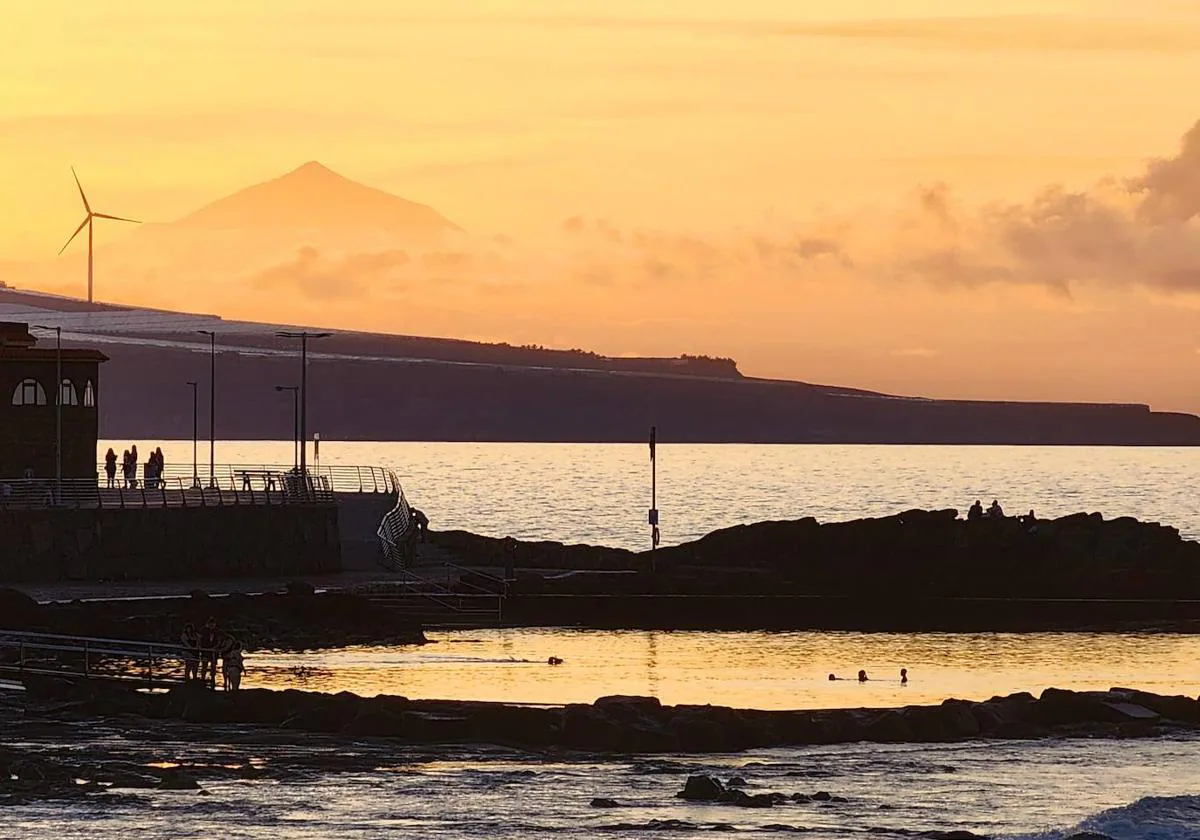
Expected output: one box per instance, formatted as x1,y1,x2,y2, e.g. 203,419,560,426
2,162,468,309
171,161,462,237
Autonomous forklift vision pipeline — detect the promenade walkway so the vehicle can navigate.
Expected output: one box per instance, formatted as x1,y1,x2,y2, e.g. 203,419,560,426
0,464,399,510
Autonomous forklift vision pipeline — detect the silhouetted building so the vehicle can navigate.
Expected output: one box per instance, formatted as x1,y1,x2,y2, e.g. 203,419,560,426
0,322,106,478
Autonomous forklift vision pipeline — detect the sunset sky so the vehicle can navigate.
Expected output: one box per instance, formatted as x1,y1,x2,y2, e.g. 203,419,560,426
6,1,1200,410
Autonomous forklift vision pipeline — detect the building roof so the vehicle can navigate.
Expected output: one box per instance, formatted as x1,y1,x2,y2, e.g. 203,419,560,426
0,348,108,363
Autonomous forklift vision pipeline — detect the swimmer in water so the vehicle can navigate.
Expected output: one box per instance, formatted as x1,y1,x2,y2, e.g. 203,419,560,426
828,673,837,681
858,669,868,683
900,668,908,685
547,656,564,666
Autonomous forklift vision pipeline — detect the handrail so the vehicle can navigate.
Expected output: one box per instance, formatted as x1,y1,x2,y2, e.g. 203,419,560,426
0,628,189,653
0,464,401,510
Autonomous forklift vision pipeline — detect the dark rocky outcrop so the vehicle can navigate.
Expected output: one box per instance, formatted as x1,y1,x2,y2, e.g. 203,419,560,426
430,510,1200,631
439,509,1200,601
21,682,1200,755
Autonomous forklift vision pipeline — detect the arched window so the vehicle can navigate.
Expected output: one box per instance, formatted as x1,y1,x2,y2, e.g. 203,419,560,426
83,380,95,408
11,378,47,406
60,379,79,406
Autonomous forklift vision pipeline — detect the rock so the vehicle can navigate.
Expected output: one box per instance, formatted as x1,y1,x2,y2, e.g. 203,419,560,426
1101,702,1159,721
286,580,316,597
594,695,663,718
1034,689,1160,726
590,797,622,808
812,791,833,801
1108,688,1200,722
924,832,990,840
343,706,405,737
864,709,913,743
726,776,747,787
561,704,620,750
157,769,201,791
1064,834,1115,840
940,699,982,738
676,774,726,801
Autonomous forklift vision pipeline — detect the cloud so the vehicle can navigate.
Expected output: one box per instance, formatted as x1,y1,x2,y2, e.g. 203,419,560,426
247,246,409,299
232,116,1200,305
755,16,1200,53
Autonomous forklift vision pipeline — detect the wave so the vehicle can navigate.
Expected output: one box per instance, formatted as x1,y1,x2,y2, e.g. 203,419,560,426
1013,794,1200,840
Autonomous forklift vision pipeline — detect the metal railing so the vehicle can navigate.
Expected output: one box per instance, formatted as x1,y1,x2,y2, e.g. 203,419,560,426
97,463,399,495
0,464,400,510
0,628,191,688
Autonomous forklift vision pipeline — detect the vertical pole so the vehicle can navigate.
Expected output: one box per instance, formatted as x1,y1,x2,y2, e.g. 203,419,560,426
87,218,94,304
190,381,198,487
649,425,658,572
54,327,62,497
293,389,299,470
300,335,308,474
209,333,216,487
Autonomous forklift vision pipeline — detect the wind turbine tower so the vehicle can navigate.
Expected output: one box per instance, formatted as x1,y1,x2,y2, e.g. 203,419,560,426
58,168,140,304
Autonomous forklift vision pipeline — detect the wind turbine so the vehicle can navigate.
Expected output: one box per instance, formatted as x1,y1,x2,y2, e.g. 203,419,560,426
58,168,140,304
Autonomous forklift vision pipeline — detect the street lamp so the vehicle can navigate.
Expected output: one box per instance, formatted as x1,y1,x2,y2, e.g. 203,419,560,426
186,381,199,487
33,325,62,497
275,385,299,469
276,331,330,474
196,330,216,486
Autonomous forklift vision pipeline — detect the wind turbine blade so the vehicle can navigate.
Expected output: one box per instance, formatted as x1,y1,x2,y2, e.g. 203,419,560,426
92,212,141,224
58,216,90,255
71,167,91,213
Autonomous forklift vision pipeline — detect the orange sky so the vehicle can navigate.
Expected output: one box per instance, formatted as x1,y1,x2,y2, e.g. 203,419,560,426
6,1,1200,410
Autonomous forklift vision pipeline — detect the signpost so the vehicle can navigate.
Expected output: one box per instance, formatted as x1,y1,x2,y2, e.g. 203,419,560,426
649,425,660,570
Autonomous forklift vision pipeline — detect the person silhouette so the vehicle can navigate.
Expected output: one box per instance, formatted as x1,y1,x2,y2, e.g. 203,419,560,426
858,669,868,683
900,668,908,685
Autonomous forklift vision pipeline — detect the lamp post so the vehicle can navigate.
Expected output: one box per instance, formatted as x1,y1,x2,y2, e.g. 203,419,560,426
34,325,62,498
275,385,299,469
196,330,216,486
186,381,199,487
276,331,330,474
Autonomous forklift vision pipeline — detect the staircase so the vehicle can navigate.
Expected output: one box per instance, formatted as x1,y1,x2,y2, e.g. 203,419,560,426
358,543,506,628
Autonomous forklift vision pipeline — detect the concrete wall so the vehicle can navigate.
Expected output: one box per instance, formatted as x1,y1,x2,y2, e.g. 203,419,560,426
0,504,341,582
335,491,397,571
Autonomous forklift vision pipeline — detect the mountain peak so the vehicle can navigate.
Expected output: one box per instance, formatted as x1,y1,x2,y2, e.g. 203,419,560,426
172,162,461,237
287,160,340,179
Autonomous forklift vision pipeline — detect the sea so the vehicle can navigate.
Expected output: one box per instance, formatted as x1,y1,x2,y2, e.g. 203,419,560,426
8,442,1200,839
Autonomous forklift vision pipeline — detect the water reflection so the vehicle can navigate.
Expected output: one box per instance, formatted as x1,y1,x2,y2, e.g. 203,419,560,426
246,628,1200,709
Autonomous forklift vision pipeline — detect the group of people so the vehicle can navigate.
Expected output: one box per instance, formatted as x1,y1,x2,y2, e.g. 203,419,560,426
180,618,245,691
104,445,166,490
967,499,1038,527
829,668,908,684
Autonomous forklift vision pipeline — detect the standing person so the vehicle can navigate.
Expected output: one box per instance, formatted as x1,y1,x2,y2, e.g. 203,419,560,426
410,507,429,542
221,636,244,692
199,617,219,689
155,447,165,486
104,448,117,488
121,450,133,488
180,623,201,682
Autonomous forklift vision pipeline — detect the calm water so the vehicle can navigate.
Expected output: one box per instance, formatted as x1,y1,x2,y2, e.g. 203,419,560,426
247,629,1200,710
69,441,1200,837
104,441,1200,548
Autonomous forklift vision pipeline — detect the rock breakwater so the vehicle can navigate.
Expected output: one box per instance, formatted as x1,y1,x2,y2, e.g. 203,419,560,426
438,509,1200,600
23,680,1200,754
